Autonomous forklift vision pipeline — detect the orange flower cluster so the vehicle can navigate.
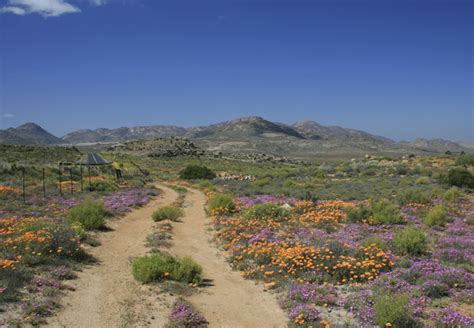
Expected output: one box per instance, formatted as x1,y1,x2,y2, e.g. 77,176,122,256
0,185,20,195
0,216,82,270
213,212,392,287
295,200,353,229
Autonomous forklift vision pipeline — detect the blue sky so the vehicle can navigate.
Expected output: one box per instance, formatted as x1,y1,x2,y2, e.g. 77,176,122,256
0,0,472,141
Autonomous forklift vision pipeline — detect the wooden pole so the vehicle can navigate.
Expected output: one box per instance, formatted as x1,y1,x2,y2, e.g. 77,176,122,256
88,166,91,191
42,167,46,198
22,168,26,204
59,165,62,196
70,167,73,195
80,165,83,192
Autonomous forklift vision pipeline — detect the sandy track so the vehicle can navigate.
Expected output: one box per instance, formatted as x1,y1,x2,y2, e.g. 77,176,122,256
48,185,178,328
170,188,288,328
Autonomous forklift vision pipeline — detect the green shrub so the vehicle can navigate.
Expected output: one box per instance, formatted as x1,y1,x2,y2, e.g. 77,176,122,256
179,165,216,180
360,236,386,250
152,206,183,222
67,199,106,230
394,227,427,256
347,204,371,223
132,252,202,284
252,178,271,187
244,203,290,222
374,293,417,328
398,189,431,205
371,199,403,225
456,154,474,166
89,180,119,192
415,176,430,185
208,193,235,214
423,204,448,227
445,168,474,188
443,187,462,202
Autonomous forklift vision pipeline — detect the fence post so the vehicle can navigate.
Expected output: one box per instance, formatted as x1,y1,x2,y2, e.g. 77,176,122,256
88,166,91,191
70,167,74,195
22,167,26,204
59,165,63,197
42,167,46,198
80,165,83,192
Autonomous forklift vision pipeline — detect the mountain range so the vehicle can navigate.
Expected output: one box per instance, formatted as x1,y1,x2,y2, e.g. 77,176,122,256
0,117,472,156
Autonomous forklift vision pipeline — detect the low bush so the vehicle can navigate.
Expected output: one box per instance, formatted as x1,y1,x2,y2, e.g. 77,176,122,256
423,204,448,227
394,227,427,256
67,199,106,230
415,176,430,185
152,206,183,222
244,203,290,222
89,180,119,192
398,189,431,205
445,168,474,188
208,193,236,215
359,236,386,250
443,186,462,202
179,165,216,180
347,204,371,223
374,293,418,328
132,252,202,284
371,199,404,225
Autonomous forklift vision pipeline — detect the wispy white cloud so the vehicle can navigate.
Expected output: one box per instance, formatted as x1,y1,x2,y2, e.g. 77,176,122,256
89,0,106,6
1,0,81,17
3,113,15,118
0,6,26,15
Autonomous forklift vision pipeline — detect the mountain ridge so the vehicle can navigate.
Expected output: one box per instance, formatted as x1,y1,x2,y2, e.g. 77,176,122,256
1,118,472,155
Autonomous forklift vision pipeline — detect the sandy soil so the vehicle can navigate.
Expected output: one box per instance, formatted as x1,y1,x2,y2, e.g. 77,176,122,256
49,184,287,328
48,185,178,328
169,188,288,328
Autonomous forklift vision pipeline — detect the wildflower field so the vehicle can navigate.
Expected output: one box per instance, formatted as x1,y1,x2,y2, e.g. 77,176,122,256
0,171,156,325
201,154,474,327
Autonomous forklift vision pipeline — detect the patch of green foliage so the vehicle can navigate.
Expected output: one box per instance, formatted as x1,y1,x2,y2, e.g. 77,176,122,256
131,252,202,284
398,189,431,205
374,293,418,328
445,168,474,188
371,199,404,225
443,187,462,202
67,198,107,230
346,204,371,223
394,227,427,256
152,205,183,222
423,204,448,227
208,193,236,213
179,165,216,180
244,203,290,222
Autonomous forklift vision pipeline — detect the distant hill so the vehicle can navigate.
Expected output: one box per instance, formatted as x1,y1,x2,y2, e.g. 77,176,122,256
399,138,471,153
1,118,472,156
63,125,186,143
0,123,65,145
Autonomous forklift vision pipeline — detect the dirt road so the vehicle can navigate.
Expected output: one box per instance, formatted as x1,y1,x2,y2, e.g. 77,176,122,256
49,185,287,328
49,185,178,328
169,188,287,328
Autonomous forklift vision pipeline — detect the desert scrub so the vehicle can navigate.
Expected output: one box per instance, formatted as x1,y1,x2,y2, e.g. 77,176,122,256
346,204,371,223
374,293,418,328
445,168,474,188
208,193,236,216
371,199,403,225
66,198,107,230
423,204,448,227
398,189,431,205
443,186,462,202
132,252,202,284
179,165,216,180
244,203,290,222
359,236,386,250
168,299,208,327
152,205,183,222
394,227,427,256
